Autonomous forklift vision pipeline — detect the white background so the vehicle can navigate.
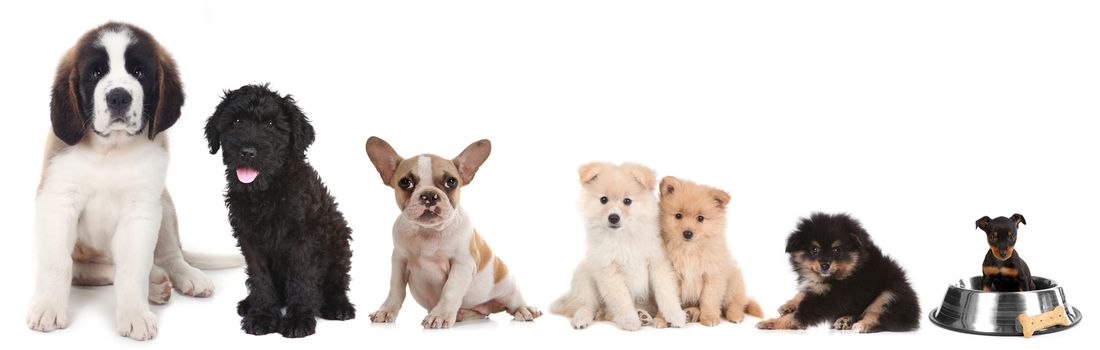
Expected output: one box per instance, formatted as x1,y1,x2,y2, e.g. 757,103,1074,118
1,1,1096,349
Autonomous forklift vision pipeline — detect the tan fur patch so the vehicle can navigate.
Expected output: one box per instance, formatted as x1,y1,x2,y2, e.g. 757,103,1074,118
832,252,861,280
856,290,895,330
982,265,999,276
493,256,508,283
469,230,493,272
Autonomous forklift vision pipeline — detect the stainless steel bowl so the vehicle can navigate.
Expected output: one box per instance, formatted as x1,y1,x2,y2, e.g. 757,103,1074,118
929,276,1082,336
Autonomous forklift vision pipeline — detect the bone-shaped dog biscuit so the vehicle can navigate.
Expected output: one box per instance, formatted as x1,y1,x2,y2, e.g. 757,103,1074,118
1018,305,1070,338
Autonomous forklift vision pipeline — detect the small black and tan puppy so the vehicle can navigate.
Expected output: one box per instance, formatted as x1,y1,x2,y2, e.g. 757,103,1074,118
757,213,920,333
976,214,1034,292
205,84,354,338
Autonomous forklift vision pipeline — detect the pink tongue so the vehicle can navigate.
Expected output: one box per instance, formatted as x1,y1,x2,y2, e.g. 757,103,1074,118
236,167,259,184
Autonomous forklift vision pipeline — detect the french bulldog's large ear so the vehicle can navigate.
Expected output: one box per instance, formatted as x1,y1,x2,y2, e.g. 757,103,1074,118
975,216,992,232
366,136,403,185
623,163,656,191
148,39,184,140
710,188,731,209
578,162,610,184
1011,213,1026,227
281,94,315,156
453,139,491,185
50,49,86,146
659,176,680,199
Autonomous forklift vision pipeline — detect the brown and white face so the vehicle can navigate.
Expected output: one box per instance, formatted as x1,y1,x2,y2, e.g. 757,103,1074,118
658,176,730,244
366,137,491,228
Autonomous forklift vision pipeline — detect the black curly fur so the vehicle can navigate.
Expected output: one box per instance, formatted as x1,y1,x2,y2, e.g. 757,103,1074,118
784,213,921,332
205,84,354,338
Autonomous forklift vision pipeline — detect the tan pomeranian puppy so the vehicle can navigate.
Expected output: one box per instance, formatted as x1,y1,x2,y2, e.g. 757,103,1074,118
654,176,762,326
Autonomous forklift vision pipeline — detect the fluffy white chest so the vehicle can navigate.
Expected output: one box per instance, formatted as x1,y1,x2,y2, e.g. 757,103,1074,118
40,141,168,253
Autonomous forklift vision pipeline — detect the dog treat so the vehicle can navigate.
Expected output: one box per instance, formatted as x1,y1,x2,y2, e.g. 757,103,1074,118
1018,305,1070,338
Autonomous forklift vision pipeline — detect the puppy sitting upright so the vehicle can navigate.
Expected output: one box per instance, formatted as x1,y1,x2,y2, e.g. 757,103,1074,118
656,176,762,326
205,84,355,338
365,136,541,329
976,214,1034,291
551,163,687,331
756,213,920,333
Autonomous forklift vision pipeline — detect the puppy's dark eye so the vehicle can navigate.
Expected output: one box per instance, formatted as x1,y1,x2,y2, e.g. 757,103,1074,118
623,198,632,206
132,67,144,78
675,213,682,220
91,68,103,79
600,196,608,204
810,247,820,256
266,120,273,126
398,177,413,190
444,177,457,189
234,119,241,124
697,215,704,222
832,247,841,254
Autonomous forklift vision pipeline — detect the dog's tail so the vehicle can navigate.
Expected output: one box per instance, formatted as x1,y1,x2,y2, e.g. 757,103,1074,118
183,251,245,270
745,297,764,319
550,293,576,316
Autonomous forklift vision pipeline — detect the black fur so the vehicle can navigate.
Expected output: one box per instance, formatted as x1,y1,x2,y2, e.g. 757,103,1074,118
784,213,920,332
976,214,1034,291
205,84,354,338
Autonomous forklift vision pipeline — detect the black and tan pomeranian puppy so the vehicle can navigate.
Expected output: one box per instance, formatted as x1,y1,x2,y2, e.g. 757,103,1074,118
756,213,920,333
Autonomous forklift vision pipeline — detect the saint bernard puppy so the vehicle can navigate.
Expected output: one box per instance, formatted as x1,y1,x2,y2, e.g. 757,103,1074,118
28,22,242,341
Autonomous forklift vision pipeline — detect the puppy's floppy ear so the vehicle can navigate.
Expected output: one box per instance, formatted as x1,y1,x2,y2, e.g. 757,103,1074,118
366,136,403,185
1011,213,1026,227
203,95,224,154
453,139,491,185
148,43,184,140
50,49,86,145
659,176,680,199
578,162,610,184
281,94,315,155
623,163,656,191
710,188,731,209
975,216,992,231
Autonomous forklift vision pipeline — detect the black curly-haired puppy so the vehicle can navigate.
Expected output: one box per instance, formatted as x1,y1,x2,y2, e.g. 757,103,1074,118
756,213,920,333
204,84,354,338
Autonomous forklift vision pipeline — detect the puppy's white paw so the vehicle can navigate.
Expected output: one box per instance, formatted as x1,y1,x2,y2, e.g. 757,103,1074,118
169,266,213,297
615,315,642,331
665,309,688,328
511,306,542,321
422,311,457,329
369,309,398,323
27,301,68,332
117,310,157,341
148,272,172,305
571,314,593,329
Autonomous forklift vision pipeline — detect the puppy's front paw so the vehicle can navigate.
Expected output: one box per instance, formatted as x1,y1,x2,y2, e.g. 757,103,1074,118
321,300,356,321
833,316,854,330
511,306,542,322
170,266,214,297
615,316,642,331
653,316,670,329
700,311,722,327
778,302,797,315
724,306,745,323
117,310,157,341
665,309,688,328
27,301,68,332
422,311,457,329
148,273,172,305
851,321,877,333
369,309,398,323
278,315,317,338
241,314,280,335
571,313,594,329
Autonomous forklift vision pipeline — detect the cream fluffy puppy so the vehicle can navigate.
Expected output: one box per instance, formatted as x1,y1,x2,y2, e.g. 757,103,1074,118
551,162,686,331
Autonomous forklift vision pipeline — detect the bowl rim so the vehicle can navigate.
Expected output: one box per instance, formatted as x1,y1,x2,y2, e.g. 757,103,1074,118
929,307,1082,337
948,276,1061,294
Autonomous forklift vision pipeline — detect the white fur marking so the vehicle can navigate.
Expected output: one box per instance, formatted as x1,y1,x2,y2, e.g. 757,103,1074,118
93,29,145,137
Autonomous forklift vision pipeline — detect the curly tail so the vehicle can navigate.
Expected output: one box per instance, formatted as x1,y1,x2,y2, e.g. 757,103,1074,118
183,251,245,270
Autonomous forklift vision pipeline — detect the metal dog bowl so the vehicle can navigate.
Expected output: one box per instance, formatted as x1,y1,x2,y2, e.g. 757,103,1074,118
929,276,1082,336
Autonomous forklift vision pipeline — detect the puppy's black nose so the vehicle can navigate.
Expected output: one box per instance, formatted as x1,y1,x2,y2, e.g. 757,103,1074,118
608,214,621,225
420,191,441,206
106,88,132,113
820,262,831,271
682,231,694,240
240,146,257,159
